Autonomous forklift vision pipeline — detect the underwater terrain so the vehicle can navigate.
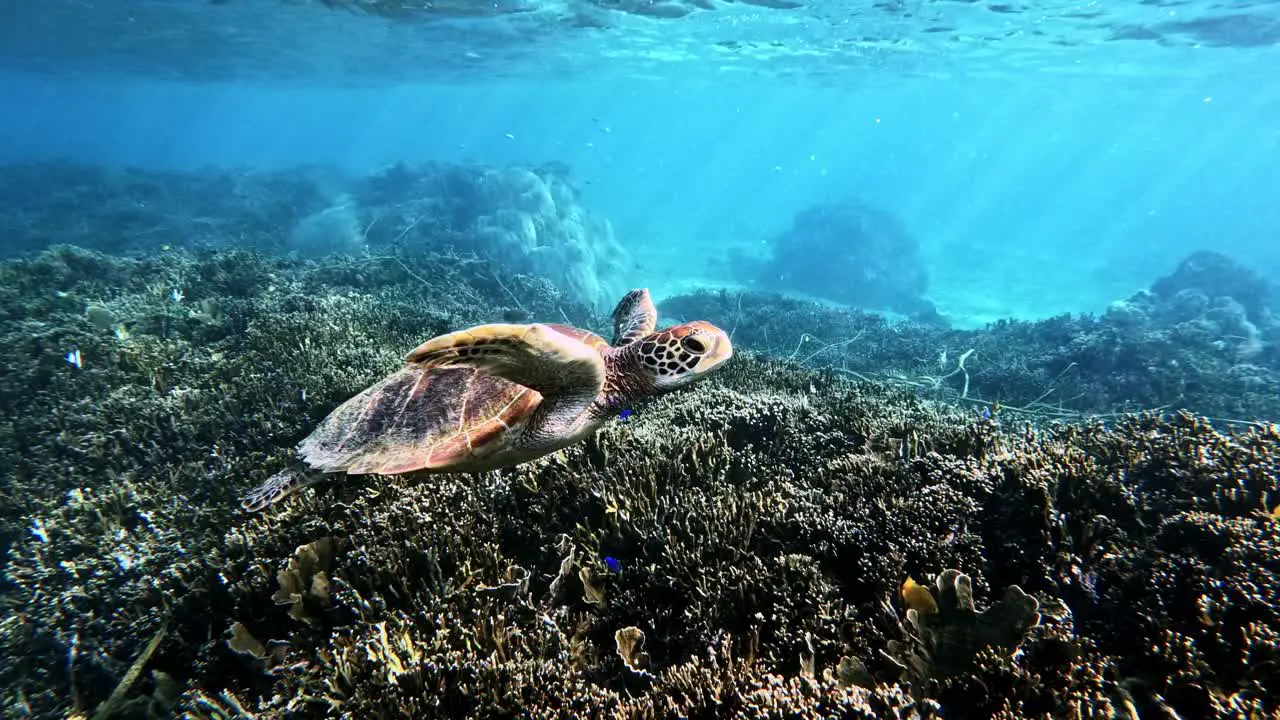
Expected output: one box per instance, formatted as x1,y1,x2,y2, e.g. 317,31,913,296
0,160,1277,719
2,0,1280,717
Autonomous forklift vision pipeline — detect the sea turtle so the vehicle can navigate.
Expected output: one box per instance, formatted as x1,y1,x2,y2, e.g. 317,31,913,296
240,288,733,511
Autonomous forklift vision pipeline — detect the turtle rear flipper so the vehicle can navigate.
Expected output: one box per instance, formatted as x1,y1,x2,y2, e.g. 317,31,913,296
241,465,325,512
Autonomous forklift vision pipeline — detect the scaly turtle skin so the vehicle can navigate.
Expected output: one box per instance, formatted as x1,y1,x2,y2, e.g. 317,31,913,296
241,288,733,511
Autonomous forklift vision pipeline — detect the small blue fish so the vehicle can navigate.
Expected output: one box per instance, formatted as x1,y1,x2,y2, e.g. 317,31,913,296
603,556,622,573
618,409,633,421
978,406,992,420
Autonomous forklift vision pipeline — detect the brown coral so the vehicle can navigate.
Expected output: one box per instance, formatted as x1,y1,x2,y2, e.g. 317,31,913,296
1,245,1278,720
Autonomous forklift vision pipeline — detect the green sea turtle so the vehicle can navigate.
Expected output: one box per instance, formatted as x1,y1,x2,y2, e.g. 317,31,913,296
241,288,733,511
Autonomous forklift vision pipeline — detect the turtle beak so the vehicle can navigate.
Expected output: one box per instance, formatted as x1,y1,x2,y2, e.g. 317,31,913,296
692,324,733,374
677,321,732,377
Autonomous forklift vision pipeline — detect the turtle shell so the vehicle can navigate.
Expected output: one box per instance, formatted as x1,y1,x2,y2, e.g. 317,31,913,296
297,325,609,476
542,323,609,353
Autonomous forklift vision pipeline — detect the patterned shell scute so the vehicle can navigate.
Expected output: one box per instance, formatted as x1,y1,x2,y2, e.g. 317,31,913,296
543,323,610,352
297,365,541,475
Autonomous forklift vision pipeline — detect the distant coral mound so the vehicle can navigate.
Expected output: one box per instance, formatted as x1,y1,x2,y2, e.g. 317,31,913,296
1149,249,1273,325
286,194,364,258
0,160,628,311
1110,250,1275,365
356,161,628,310
663,269,1280,421
751,198,935,319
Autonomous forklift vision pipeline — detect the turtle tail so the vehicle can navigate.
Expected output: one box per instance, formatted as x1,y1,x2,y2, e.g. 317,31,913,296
241,465,324,512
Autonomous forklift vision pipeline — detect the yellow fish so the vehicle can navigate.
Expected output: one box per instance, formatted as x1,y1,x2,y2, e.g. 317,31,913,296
902,576,938,616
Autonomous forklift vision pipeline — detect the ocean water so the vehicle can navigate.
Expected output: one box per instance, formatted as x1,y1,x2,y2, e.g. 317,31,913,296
3,3,1280,719
1,0,1277,325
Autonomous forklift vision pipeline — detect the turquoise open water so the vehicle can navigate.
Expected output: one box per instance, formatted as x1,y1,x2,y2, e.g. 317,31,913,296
1,0,1277,324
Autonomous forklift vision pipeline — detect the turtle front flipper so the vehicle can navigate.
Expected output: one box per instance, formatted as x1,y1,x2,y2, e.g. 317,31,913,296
241,465,326,512
405,323,606,399
610,288,658,346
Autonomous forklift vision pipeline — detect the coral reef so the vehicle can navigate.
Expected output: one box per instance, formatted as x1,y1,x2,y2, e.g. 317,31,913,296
354,161,628,309
0,160,627,309
741,198,936,320
1,245,1277,719
663,249,1280,423
887,569,1049,690
0,243,592,716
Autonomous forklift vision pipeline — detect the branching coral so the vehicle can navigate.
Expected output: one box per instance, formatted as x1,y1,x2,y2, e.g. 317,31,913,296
886,570,1044,688
661,276,1280,423
1,244,1278,719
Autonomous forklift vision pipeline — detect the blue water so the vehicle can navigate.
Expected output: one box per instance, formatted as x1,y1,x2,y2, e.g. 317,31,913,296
3,7,1280,717
1,1,1278,325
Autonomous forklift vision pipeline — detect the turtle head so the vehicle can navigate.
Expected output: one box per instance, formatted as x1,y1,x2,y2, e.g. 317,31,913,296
630,321,733,392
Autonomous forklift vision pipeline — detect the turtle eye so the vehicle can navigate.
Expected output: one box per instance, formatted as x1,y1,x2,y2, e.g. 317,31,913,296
681,336,707,354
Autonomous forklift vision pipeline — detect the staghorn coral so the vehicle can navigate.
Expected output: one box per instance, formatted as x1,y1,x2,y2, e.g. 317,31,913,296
197,359,1276,718
0,244,595,719
1,245,1279,719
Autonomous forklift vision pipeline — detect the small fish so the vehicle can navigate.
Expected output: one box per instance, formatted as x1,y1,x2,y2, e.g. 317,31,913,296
979,406,992,420
618,409,633,421
171,287,184,304
65,348,82,369
603,556,622,573
901,576,938,616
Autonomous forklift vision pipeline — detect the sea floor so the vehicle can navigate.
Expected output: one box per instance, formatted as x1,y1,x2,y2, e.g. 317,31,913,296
0,162,1277,719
